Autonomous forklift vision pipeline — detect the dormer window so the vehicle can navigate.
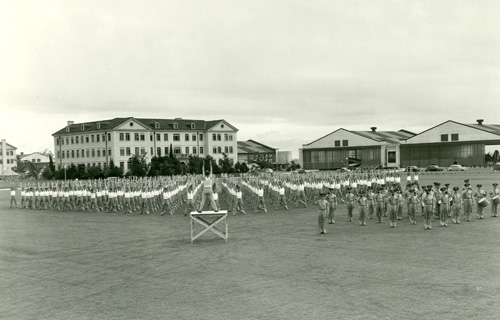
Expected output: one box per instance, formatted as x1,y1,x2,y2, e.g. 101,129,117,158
191,123,195,129
155,122,160,129
97,123,101,129
173,123,178,129
81,124,85,131
66,126,70,132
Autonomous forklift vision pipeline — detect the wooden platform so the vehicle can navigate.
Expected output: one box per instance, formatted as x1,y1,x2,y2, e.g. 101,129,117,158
190,210,228,243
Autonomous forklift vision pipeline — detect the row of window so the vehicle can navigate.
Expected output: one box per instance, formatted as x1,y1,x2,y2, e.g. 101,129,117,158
0,150,15,156
440,134,459,142
334,140,349,147
3,159,15,164
118,132,205,142
57,149,111,159
56,134,112,145
117,145,235,157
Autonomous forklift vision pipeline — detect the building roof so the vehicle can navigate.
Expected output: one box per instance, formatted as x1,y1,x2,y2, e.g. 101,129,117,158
19,152,50,161
237,140,276,154
304,128,415,146
406,120,500,141
352,130,416,144
1,168,18,176
1,141,17,150
52,117,238,135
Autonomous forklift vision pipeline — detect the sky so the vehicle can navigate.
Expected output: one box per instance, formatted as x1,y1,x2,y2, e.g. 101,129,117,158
1,0,500,158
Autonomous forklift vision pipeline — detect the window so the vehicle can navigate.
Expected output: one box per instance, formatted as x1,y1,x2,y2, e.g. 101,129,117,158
151,147,154,155
102,134,106,141
164,147,168,155
91,135,95,142
86,150,90,157
141,148,146,155
97,123,101,129
163,133,168,141
129,122,134,127
119,133,124,141
213,134,217,141
66,137,69,145
193,147,197,154
125,133,130,141
218,146,222,153
191,123,195,129
135,133,140,141
229,146,233,153
217,134,221,141
126,147,131,156
451,134,459,141
76,136,79,144
173,123,178,129
334,140,340,147
213,147,217,154
96,134,100,142
342,140,348,147
156,133,161,141
155,122,160,129
108,149,111,156
229,135,233,141
92,149,95,157
71,150,75,158
86,136,89,143
157,147,161,156
140,134,145,141
120,148,125,156
71,137,74,144
82,149,85,158
57,151,60,159
135,147,139,155
173,134,180,141
108,133,111,141
225,146,229,153
192,134,196,141
441,134,448,142
185,134,189,141
200,147,204,154
174,147,181,154
185,147,189,154
388,151,396,163
81,135,84,144
120,162,124,170
97,149,101,157
199,134,203,141
224,134,228,141
150,134,153,141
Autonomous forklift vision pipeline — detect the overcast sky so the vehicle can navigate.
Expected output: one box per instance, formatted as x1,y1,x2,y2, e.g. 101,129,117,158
1,0,499,158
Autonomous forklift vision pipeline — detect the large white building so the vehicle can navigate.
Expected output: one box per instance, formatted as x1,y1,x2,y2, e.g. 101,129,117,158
0,139,18,176
52,117,238,172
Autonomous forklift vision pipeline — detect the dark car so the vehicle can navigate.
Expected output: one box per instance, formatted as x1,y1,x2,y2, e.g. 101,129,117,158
405,166,421,173
424,165,446,172
493,163,500,171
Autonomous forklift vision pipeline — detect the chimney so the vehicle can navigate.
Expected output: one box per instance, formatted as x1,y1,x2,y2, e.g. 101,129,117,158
67,121,74,126
476,119,484,125
371,127,377,132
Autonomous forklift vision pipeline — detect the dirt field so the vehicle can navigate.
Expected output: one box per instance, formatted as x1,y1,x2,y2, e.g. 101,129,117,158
1,173,500,320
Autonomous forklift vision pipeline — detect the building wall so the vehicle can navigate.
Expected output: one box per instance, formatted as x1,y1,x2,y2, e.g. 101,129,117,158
0,139,17,174
302,146,382,170
401,142,485,167
53,120,238,173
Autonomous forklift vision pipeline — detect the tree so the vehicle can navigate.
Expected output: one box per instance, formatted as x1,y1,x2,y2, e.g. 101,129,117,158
87,165,104,179
128,154,149,177
187,155,203,174
41,166,54,180
48,154,56,175
220,153,234,173
287,160,301,171
105,159,123,178
240,162,249,173
234,161,242,173
249,152,274,169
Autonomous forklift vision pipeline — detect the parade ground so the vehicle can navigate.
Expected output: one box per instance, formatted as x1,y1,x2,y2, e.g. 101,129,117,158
1,173,500,320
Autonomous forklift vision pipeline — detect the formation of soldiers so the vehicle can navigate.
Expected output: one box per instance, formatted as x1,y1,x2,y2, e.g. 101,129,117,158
8,170,500,234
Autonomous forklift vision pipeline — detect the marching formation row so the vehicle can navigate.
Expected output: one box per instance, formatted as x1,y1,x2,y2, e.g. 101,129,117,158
6,170,499,234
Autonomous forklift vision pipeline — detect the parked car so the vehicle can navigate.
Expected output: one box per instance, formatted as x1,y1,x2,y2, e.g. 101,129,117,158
424,165,446,172
447,164,467,171
405,166,421,173
493,163,500,171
